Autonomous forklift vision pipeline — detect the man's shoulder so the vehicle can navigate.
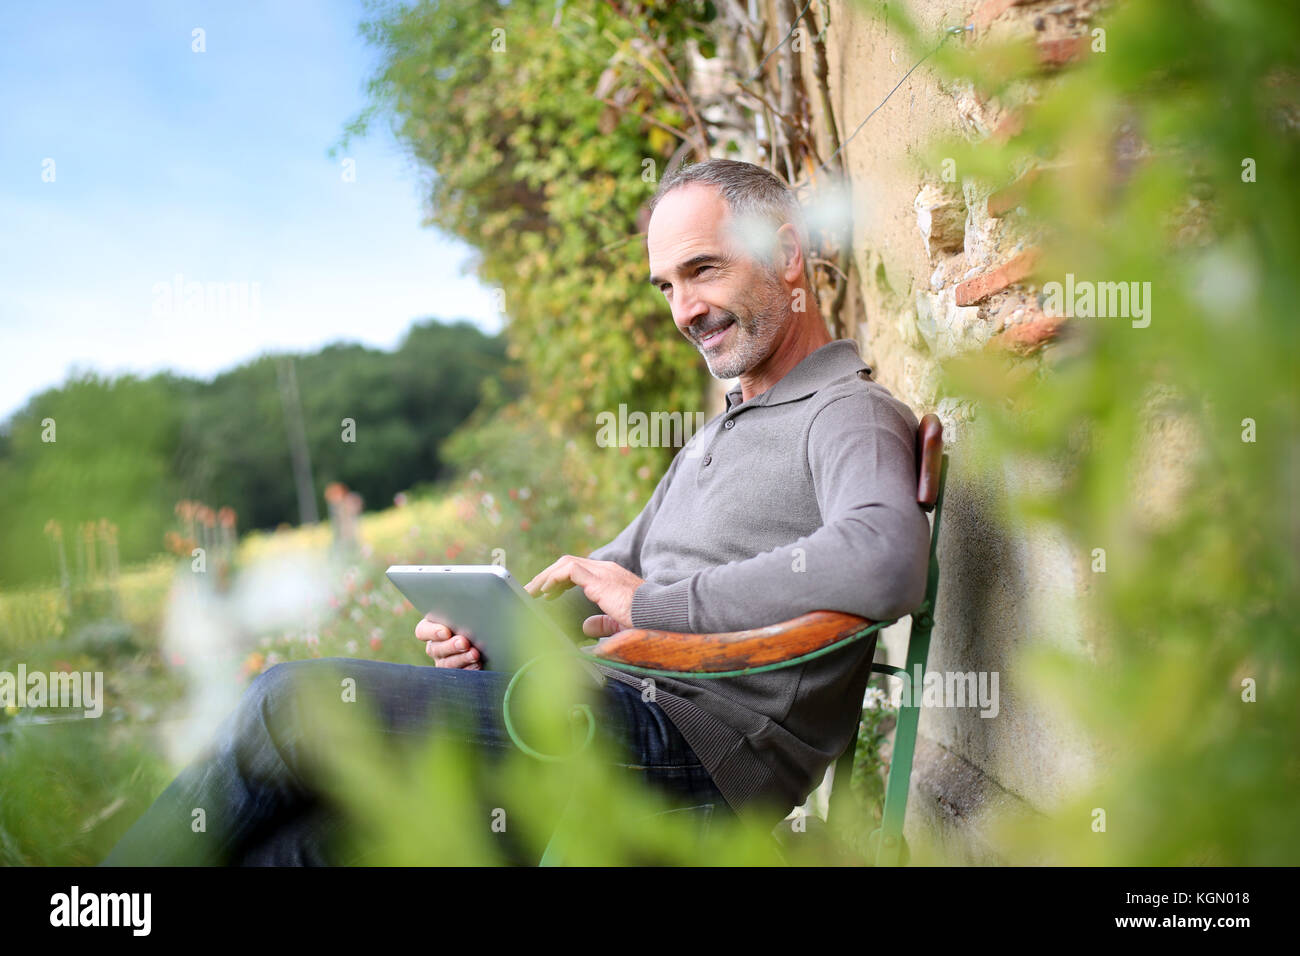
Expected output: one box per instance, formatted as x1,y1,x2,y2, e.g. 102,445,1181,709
807,369,921,435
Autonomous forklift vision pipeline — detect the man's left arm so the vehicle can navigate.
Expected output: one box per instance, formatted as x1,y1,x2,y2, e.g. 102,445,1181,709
629,390,932,634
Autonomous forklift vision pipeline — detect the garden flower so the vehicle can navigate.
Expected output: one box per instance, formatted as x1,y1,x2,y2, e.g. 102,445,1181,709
240,652,265,680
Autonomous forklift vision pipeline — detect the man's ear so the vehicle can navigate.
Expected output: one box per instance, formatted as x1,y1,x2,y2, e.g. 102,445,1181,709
774,223,805,284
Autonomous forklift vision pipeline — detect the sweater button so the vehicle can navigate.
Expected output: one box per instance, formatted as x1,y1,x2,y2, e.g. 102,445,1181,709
703,455,712,466
724,419,734,429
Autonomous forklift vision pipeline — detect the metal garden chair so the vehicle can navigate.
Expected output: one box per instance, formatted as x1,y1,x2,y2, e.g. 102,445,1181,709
531,413,948,866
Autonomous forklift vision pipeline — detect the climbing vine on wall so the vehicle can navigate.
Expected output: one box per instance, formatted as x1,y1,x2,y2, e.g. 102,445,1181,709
346,0,861,542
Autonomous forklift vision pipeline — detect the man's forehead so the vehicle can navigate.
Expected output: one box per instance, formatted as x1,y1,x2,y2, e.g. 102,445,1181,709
646,183,732,269
647,183,784,279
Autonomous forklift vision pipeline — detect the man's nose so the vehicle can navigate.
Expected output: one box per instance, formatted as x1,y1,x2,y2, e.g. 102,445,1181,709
671,288,709,336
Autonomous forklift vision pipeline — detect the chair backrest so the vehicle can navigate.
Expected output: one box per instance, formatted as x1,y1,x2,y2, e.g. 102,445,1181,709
825,412,949,860
916,413,943,512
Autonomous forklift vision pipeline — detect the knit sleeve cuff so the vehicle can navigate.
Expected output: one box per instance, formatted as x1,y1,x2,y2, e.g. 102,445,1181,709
630,578,693,632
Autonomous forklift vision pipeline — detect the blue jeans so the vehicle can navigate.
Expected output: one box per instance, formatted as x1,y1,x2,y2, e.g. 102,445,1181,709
100,657,730,866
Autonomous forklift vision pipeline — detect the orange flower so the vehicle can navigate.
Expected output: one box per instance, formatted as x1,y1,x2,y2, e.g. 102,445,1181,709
240,652,266,679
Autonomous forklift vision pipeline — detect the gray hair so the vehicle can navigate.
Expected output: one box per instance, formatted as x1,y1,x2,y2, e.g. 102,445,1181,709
648,159,810,276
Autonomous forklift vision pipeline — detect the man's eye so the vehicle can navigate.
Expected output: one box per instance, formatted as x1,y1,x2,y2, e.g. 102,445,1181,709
696,265,713,276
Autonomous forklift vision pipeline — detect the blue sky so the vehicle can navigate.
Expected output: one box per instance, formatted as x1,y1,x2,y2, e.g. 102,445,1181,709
0,0,500,422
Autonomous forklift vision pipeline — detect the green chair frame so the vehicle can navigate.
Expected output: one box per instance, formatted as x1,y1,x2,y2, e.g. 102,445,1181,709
830,451,947,866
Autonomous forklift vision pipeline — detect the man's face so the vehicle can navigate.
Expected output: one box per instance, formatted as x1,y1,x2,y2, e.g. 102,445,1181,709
646,183,789,380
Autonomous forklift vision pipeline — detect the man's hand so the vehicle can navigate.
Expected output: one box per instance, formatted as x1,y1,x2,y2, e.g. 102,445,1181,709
415,613,481,669
524,556,645,635
581,613,625,639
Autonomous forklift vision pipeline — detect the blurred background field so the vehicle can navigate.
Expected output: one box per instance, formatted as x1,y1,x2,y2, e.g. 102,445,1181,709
0,453,893,865
0,390,676,863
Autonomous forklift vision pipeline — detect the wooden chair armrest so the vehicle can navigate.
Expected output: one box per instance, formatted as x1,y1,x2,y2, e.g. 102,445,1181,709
582,611,884,676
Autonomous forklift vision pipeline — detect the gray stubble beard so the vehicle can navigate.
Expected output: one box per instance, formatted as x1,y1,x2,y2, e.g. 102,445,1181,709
699,268,789,381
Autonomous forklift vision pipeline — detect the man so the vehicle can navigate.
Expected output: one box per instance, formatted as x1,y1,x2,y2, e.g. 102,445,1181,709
102,158,929,865
518,158,931,825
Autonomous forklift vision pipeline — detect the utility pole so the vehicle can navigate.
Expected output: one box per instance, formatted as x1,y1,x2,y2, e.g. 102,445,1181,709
276,356,319,525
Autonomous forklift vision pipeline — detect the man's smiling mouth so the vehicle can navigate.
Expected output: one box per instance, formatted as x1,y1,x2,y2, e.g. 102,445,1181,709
696,318,735,349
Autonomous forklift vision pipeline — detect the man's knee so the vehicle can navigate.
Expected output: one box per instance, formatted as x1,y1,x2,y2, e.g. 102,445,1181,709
245,660,303,711
229,659,356,785
251,657,353,694
240,659,342,732
245,660,294,701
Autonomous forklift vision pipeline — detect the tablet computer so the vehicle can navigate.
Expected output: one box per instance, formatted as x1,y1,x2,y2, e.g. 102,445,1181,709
385,564,587,673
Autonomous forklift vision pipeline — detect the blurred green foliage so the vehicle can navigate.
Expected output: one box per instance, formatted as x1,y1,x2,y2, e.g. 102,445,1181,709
0,319,508,588
0,374,185,591
0,718,172,866
881,0,1300,863
344,0,714,547
177,319,512,530
292,628,825,866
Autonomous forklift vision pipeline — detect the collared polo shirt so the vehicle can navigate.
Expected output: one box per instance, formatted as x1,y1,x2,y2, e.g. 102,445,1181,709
556,338,932,825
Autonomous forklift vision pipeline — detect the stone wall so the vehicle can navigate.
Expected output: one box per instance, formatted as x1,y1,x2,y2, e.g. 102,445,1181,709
805,0,1108,862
